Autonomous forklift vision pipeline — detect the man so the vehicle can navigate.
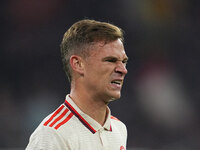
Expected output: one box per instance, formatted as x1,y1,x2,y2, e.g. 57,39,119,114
26,19,128,150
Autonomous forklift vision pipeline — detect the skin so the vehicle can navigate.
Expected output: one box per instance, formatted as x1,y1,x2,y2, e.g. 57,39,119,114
70,39,128,125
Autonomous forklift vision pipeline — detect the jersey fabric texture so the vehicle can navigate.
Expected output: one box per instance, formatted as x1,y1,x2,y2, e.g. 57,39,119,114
26,95,127,150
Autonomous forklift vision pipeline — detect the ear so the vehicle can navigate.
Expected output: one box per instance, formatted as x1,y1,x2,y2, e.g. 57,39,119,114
69,55,85,75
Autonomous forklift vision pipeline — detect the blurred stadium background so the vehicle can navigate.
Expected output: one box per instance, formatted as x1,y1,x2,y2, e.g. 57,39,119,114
1,0,200,149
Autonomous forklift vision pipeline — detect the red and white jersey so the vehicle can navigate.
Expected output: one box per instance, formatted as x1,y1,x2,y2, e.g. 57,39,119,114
26,95,127,150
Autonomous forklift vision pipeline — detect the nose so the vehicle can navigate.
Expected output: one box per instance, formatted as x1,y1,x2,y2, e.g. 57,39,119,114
115,63,128,75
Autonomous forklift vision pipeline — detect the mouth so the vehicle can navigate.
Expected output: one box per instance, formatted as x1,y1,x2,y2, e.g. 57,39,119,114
111,80,123,88
111,80,122,85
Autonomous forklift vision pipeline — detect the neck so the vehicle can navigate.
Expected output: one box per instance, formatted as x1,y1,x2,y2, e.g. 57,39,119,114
70,87,108,126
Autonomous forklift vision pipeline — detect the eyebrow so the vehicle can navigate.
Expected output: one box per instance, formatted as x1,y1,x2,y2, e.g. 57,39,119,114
102,56,129,61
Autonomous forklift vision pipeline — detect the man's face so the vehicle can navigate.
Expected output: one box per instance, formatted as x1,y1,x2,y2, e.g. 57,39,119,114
82,39,128,103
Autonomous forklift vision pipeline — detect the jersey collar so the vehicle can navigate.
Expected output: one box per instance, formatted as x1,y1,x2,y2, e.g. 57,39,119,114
64,95,112,134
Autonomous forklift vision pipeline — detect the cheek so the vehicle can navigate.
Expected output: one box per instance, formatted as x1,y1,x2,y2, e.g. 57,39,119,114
88,65,107,75
85,62,113,81
96,68,112,80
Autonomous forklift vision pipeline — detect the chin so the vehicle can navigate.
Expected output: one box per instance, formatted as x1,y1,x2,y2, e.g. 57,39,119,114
107,93,121,102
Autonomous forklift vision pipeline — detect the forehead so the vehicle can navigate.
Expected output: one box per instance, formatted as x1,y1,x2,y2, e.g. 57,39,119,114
89,39,127,59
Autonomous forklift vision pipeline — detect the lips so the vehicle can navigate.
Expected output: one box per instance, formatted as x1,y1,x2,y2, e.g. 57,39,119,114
111,80,122,85
110,79,123,88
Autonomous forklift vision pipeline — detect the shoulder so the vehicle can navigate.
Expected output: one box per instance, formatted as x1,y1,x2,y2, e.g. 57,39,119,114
43,104,74,130
26,125,67,150
110,115,127,136
110,115,127,130
26,105,75,149
111,115,121,121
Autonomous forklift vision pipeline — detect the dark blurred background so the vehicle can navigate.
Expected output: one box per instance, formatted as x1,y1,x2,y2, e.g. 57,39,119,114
1,0,200,149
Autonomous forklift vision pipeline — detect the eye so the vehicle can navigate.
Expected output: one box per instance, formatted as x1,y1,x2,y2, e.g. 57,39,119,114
122,59,128,65
106,58,118,63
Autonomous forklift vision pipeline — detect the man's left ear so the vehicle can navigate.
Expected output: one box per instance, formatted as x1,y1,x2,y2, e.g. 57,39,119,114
69,55,84,75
